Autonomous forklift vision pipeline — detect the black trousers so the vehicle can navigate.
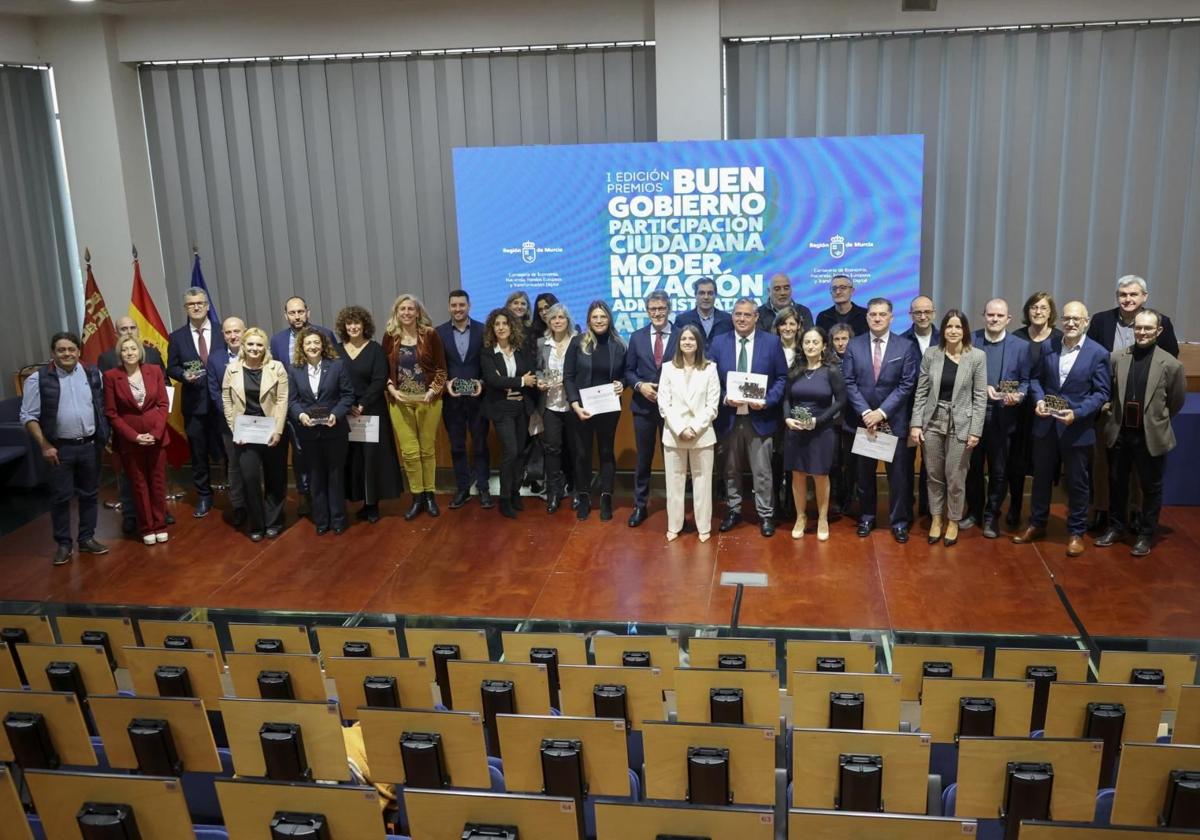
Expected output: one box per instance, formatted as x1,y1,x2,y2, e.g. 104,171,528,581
305,433,349,530
1109,429,1165,536
573,411,619,495
491,404,528,499
443,397,490,493
966,419,1015,523
1030,434,1090,534
185,411,223,499
831,427,857,509
237,441,287,532
49,439,100,547
631,411,663,508
857,439,913,528
542,409,570,496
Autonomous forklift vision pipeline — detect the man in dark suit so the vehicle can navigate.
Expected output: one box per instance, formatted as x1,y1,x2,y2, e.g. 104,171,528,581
816,274,869,335
900,294,940,522
674,277,733,346
1013,301,1111,556
757,273,814,333
710,298,789,537
269,295,335,517
1085,274,1179,534
435,289,492,510
624,290,677,527
166,286,226,518
1094,308,1186,557
842,297,920,542
100,315,167,533
208,316,247,526
965,299,1030,539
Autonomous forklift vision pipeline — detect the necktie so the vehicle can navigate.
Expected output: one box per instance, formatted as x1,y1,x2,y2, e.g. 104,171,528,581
197,328,209,365
872,337,883,382
738,337,749,373
653,330,664,368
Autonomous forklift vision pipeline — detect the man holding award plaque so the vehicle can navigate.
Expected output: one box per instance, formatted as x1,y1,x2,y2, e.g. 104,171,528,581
710,298,789,537
435,290,492,510
1014,301,1111,556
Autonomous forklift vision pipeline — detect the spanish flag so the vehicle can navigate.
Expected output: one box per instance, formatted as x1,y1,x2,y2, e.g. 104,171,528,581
129,258,190,468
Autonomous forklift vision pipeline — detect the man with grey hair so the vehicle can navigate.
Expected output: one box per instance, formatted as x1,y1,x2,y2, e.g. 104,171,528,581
167,286,226,518
623,289,677,526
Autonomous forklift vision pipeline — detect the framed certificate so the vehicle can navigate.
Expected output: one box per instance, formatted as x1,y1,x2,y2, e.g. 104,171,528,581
233,414,276,445
347,415,380,443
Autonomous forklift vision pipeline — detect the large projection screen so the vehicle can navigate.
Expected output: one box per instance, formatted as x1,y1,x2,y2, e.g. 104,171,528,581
453,135,923,337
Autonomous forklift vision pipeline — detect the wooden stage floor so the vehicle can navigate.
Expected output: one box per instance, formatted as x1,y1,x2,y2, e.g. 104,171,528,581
0,486,1196,640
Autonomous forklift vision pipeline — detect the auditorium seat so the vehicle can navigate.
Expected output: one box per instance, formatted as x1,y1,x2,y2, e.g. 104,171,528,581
181,746,236,824
1093,787,1115,825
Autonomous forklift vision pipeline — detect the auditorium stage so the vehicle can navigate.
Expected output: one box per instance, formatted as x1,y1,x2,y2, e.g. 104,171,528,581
0,483,1196,643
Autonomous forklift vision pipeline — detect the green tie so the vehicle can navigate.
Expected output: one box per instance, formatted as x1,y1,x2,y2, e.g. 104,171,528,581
738,337,749,373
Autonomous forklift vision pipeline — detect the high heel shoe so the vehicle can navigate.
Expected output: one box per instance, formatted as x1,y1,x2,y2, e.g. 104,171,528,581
944,521,960,547
816,517,830,541
698,532,711,543
928,514,944,544
666,531,679,542
792,515,806,539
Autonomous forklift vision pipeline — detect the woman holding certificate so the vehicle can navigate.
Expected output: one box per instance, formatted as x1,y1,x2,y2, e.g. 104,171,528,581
908,310,988,547
657,324,720,541
222,327,289,541
480,308,537,519
564,301,626,521
288,328,355,535
336,306,402,523
783,327,847,541
103,335,170,545
383,294,448,521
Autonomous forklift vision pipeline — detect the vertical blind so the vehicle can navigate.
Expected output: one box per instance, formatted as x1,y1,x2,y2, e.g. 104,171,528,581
140,46,656,334
0,66,76,395
726,23,1200,333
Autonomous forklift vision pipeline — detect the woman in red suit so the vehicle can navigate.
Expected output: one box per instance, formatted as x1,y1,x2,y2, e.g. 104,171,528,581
104,336,170,545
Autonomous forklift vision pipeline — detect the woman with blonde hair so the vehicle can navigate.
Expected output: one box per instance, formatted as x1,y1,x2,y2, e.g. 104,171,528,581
383,293,448,520
222,327,289,541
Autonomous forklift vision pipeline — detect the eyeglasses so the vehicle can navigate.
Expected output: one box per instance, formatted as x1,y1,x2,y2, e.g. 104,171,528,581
185,301,207,309
910,309,934,317
831,285,853,292
646,306,668,314
1060,316,1084,324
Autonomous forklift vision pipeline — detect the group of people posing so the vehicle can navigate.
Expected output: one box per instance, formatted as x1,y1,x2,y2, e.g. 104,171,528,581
21,271,1185,564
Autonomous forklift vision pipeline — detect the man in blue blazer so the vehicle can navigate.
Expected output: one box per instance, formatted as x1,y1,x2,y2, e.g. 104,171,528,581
965,299,1030,538
435,289,492,510
674,277,733,346
900,294,940,522
207,316,247,526
1013,300,1111,556
269,295,335,516
624,290,678,526
167,286,227,518
710,298,789,537
842,297,920,542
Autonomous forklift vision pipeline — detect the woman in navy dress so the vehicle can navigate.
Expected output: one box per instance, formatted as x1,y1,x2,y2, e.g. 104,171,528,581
783,326,846,542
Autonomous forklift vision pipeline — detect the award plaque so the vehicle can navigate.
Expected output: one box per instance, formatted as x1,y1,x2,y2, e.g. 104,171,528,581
184,360,205,378
450,378,480,396
876,420,893,436
790,406,813,424
1043,394,1070,416
998,379,1021,394
535,368,562,388
307,404,331,422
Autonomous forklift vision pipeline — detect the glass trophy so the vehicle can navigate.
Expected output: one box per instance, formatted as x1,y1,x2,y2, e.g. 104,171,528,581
790,406,813,426
998,379,1021,394
450,378,480,396
535,368,562,388
184,360,205,379
1043,394,1070,417
307,404,331,422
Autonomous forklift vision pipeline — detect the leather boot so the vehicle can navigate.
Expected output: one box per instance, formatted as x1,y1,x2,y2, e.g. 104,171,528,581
423,491,440,517
576,493,591,521
599,493,613,521
404,493,424,521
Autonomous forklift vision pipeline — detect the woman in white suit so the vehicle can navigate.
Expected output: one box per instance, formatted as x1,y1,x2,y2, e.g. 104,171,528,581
908,310,987,547
657,324,721,542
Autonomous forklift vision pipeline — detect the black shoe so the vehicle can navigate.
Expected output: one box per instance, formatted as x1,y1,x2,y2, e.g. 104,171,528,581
529,481,543,495
1093,526,1123,548
599,493,613,521
449,489,471,509
232,508,247,527
193,497,213,518
856,520,874,537
165,512,176,525
364,505,380,524
1131,535,1152,557
719,511,742,533
316,526,329,536
121,518,137,535
333,525,347,535
52,545,72,566
479,489,494,509
760,519,775,537
499,499,518,519
1088,510,1110,534
78,538,110,555
249,531,264,543
892,525,909,544
628,506,648,528
266,527,281,539
511,494,524,511
576,493,591,520
424,492,440,517
404,494,424,521
982,518,999,539
546,494,562,514
959,516,976,530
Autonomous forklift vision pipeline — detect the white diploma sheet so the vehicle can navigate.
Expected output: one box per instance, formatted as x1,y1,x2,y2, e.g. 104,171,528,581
851,427,899,463
233,414,276,445
347,415,380,443
579,384,622,415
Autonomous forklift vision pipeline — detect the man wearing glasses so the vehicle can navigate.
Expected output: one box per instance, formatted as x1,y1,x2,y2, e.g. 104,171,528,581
625,290,677,527
1013,301,1111,556
816,274,869,335
167,287,227,518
